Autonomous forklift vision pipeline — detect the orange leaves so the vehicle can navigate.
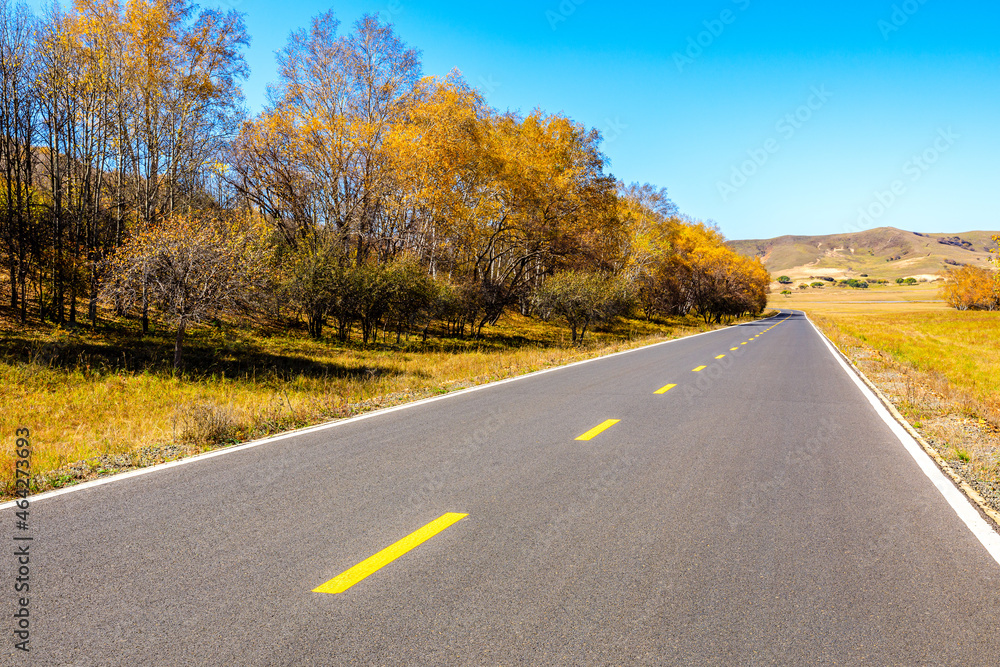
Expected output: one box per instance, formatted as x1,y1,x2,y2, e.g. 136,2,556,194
625,195,770,323
940,242,1000,312
223,7,766,332
941,265,1000,311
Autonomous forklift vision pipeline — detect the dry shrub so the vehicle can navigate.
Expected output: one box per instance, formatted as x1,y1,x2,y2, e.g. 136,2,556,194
173,401,241,446
940,265,1000,311
922,416,1000,482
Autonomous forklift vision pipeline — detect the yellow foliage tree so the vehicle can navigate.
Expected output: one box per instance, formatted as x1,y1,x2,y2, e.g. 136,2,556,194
941,264,1000,311
628,213,769,322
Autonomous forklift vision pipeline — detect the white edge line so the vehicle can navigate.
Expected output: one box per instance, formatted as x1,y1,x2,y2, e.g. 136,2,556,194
802,310,1000,567
1,314,781,510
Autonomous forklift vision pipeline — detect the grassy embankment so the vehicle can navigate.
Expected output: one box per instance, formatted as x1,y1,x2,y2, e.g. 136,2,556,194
774,283,1000,504
0,307,764,498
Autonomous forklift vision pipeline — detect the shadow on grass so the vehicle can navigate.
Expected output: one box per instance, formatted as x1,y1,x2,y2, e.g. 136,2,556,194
0,306,717,382
0,319,407,383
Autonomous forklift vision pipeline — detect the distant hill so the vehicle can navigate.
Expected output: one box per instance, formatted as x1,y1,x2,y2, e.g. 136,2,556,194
729,227,999,283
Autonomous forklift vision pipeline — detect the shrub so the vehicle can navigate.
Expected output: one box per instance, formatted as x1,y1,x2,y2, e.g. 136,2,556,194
941,265,1000,311
103,211,274,372
173,401,240,446
277,230,343,339
534,271,633,343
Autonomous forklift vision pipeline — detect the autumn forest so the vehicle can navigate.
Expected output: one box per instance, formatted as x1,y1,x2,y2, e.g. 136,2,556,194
0,0,771,369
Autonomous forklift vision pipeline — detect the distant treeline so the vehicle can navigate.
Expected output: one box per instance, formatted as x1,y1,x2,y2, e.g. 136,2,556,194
0,1,769,366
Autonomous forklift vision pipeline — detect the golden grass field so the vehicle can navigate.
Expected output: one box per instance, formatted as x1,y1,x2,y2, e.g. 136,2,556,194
771,281,947,311
0,310,747,498
774,282,1000,489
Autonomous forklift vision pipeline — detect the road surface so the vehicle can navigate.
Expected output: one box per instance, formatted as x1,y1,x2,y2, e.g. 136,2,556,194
4,311,1000,665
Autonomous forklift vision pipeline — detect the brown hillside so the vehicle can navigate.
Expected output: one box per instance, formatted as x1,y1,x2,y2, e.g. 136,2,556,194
729,227,998,282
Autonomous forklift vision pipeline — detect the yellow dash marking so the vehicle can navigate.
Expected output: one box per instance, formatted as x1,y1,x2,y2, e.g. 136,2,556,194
576,419,620,441
741,342,748,345
715,355,725,359
654,383,677,395
730,347,739,351
693,365,707,372
313,513,468,594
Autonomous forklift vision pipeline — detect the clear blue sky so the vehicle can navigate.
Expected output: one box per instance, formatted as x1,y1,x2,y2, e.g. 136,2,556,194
32,0,1000,240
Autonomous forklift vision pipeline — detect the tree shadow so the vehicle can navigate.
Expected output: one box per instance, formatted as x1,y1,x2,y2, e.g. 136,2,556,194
0,324,405,382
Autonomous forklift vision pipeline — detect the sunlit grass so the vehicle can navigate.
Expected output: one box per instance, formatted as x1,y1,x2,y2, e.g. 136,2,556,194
809,310,1000,417
770,282,945,312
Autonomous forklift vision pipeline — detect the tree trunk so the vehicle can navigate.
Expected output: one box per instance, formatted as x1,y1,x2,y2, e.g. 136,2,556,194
69,282,77,325
8,257,16,309
174,320,186,375
308,313,324,339
38,266,45,321
89,254,99,326
19,272,27,324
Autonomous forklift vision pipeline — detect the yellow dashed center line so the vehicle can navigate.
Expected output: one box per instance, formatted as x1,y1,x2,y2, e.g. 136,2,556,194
314,313,795,595
576,419,620,441
313,513,468,594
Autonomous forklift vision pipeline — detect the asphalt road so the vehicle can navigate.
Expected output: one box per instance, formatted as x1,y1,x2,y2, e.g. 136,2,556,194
5,310,1000,665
